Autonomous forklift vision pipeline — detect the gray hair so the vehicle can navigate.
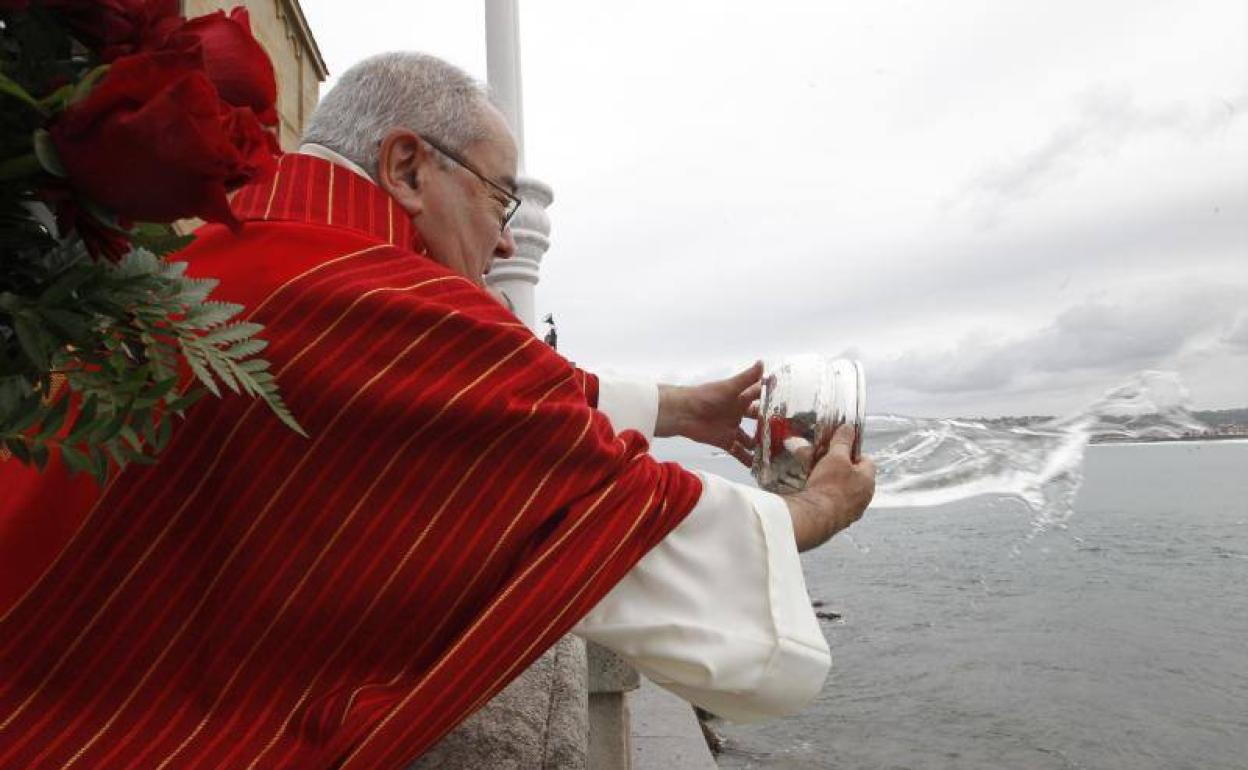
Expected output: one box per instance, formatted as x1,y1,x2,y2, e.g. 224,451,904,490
302,52,493,180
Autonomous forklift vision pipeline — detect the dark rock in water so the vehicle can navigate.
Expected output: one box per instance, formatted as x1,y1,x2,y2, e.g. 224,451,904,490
811,599,826,608
816,610,843,621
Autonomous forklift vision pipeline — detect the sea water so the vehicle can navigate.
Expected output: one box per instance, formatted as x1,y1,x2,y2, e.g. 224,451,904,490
713,441,1248,770
649,372,1246,769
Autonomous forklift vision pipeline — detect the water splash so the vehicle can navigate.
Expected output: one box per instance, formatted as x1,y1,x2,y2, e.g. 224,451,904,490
865,371,1209,541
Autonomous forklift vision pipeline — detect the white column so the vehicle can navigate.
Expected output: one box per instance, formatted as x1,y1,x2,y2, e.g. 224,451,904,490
484,0,551,333
485,0,525,171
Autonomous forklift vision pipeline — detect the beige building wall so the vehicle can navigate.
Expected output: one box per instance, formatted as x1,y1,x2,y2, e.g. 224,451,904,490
184,0,328,149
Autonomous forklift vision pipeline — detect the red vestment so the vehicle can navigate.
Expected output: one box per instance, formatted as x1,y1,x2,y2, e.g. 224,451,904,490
0,153,702,768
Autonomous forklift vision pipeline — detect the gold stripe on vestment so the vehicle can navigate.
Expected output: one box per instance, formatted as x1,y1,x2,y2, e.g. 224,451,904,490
333,371,578,727
241,363,571,770
262,163,282,220
326,163,334,225
0,246,386,630
339,475,631,768
398,408,597,669
150,310,470,770
0,244,399,733
458,483,660,723
69,283,465,769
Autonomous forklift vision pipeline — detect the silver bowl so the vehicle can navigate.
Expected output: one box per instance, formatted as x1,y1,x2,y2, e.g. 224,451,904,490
751,356,865,493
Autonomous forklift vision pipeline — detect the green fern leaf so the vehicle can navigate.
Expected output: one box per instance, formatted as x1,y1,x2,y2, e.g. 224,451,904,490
201,321,263,346
184,301,243,330
181,343,221,398
222,338,268,360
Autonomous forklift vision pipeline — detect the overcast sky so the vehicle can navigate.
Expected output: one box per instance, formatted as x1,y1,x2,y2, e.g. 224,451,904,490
300,0,1247,416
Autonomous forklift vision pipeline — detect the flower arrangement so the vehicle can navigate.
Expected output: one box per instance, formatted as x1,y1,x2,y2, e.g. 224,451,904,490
0,0,301,483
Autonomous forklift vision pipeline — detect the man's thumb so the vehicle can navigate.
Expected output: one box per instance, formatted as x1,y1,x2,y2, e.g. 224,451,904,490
731,360,764,388
827,422,856,458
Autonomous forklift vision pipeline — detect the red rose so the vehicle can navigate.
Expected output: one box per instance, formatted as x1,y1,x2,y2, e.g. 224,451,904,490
172,8,278,126
221,104,280,186
58,199,132,261
43,0,181,61
49,50,276,228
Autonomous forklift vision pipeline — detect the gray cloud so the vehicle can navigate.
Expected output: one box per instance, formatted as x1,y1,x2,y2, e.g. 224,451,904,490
869,287,1245,401
1224,312,1248,351
953,85,1247,221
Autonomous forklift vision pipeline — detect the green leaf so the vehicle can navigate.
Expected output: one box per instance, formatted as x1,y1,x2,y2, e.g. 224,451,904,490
37,82,75,113
37,308,91,341
182,347,221,398
60,444,90,475
202,322,263,346
184,302,243,330
227,360,306,438
238,359,271,374
4,437,32,464
119,424,143,452
177,277,219,306
203,349,241,394
87,444,109,485
3,393,43,434
70,65,111,105
113,247,159,279
161,261,189,280
38,263,93,305
168,387,207,413
222,338,268,360
0,377,30,420
65,394,98,443
32,129,66,178
153,414,173,451
261,391,307,438
35,390,70,440
104,439,127,468
129,224,195,258
0,152,42,182
31,441,50,471
134,377,177,408
90,405,129,443
13,314,53,369
119,442,157,465
0,71,44,113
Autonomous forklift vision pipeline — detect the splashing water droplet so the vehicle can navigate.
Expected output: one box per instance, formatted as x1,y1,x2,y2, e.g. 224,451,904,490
864,371,1208,542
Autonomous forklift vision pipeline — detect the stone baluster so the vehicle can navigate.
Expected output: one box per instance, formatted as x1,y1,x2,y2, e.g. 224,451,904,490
587,642,641,770
486,176,552,331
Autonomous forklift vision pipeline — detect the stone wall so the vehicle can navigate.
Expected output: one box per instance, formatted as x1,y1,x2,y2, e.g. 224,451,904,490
183,0,327,149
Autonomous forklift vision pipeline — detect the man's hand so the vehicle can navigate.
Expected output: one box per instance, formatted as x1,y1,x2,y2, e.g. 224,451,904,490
785,424,876,551
656,361,763,466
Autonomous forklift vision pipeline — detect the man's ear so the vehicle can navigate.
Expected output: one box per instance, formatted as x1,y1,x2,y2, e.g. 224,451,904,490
376,129,432,215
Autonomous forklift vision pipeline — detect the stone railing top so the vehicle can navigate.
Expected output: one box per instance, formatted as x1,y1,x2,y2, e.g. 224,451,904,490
588,642,640,695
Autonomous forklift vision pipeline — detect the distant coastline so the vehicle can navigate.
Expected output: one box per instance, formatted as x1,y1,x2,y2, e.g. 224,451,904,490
959,407,1248,445
1090,435,1248,446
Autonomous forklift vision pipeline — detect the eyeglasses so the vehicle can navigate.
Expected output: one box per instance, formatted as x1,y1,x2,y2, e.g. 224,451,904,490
421,135,521,233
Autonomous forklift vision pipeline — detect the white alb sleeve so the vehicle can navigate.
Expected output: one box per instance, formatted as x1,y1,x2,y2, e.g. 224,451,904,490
594,376,659,442
573,471,831,722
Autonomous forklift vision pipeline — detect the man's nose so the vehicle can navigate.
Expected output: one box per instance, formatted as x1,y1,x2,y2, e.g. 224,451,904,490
495,224,517,259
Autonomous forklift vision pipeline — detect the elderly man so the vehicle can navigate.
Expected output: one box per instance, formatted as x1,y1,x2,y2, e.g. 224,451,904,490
0,53,874,769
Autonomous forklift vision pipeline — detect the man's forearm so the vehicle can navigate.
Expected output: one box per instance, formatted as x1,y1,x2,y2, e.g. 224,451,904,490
655,383,687,438
784,490,841,552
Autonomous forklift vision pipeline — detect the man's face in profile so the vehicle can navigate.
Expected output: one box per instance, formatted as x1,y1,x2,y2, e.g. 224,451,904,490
381,105,519,289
